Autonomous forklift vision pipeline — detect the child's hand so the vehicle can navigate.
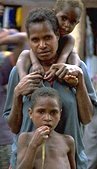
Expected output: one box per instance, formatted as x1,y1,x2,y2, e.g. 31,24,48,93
44,64,61,81
64,75,78,87
44,63,79,87
31,126,50,147
44,68,57,82
44,63,68,81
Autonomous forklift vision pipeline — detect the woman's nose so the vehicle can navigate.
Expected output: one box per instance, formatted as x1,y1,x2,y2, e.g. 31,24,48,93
39,40,46,48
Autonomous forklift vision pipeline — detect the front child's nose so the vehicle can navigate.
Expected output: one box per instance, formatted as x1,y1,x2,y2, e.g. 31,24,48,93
45,114,51,121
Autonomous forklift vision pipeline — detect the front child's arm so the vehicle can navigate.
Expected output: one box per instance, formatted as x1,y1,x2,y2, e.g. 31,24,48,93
16,126,50,169
16,133,37,169
57,34,74,63
65,135,76,169
16,50,31,79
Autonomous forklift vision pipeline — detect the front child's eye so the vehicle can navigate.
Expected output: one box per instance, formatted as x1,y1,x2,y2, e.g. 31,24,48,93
51,110,58,116
39,111,45,115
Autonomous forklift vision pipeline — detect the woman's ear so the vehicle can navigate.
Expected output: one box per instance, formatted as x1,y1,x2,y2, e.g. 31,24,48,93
28,108,33,119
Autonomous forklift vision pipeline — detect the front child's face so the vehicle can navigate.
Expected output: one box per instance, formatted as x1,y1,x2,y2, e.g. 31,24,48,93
29,96,61,131
56,5,81,36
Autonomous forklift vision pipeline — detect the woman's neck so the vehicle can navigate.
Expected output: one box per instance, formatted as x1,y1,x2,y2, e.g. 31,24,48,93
39,55,58,71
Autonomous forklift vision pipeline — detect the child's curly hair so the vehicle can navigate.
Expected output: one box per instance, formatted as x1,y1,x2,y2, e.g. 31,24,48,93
54,0,84,14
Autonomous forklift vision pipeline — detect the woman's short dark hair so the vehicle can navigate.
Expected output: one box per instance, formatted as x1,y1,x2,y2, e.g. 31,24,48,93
25,8,59,37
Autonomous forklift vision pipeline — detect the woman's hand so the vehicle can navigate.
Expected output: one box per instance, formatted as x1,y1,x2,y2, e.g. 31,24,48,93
44,63,83,87
15,71,43,96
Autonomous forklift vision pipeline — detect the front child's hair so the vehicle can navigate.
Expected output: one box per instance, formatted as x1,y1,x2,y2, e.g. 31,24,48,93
25,8,59,37
54,0,83,14
30,87,62,110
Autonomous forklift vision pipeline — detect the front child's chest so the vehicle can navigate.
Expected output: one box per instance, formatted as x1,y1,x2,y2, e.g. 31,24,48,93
34,143,69,169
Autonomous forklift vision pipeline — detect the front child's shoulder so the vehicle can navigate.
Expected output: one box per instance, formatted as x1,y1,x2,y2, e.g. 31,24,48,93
18,132,33,146
63,134,75,147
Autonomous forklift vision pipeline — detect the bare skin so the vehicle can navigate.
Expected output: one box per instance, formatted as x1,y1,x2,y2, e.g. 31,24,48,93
16,96,76,169
17,131,75,169
8,71,43,133
7,21,93,135
16,4,81,79
44,63,93,124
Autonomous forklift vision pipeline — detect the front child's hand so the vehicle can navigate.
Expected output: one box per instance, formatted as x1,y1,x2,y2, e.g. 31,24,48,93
30,126,50,147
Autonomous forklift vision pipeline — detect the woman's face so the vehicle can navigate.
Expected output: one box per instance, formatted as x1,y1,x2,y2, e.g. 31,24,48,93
28,21,59,64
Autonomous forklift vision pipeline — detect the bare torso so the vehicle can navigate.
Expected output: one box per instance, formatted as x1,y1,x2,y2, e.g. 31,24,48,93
32,132,71,169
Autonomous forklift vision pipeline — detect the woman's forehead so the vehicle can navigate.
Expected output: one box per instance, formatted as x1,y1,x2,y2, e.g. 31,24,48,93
28,21,56,36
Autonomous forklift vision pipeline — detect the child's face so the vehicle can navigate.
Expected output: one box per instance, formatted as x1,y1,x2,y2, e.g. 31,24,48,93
29,96,61,131
56,5,81,36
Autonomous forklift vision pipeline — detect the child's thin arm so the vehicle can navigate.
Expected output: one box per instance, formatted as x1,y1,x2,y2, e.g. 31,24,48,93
57,34,75,63
30,49,44,74
16,133,37,169
16,50,31,79
67,48,80,66
45,35,74,80
66,136,76,169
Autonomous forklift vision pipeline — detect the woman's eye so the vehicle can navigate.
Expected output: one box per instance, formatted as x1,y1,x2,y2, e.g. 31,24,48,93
45,36,52,40
31,38,39,43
